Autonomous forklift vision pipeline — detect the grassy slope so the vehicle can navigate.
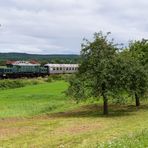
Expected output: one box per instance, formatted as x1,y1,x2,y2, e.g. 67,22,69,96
0,81,148,147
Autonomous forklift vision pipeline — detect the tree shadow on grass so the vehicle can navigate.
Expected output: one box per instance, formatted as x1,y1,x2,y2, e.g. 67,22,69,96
49,104,148,118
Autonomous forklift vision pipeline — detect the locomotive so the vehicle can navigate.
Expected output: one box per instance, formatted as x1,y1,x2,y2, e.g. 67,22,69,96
0,61,79,78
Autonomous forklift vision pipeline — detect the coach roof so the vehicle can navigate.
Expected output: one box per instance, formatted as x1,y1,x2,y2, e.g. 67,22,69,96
44,64,79,67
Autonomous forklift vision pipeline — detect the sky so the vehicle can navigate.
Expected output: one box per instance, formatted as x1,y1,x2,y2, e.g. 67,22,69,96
0,0,148,54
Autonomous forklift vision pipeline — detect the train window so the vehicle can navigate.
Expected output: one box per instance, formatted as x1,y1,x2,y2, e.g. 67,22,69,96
69,67,71,70
57,67,59,70
60,67,62,70
66,67,69,70
50,68,53,71
53,67,56,70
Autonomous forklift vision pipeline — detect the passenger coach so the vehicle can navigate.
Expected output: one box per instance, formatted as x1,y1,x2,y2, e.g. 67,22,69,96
44,64,79,74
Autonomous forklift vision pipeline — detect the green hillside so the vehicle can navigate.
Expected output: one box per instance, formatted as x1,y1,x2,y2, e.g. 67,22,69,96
0,53,80,65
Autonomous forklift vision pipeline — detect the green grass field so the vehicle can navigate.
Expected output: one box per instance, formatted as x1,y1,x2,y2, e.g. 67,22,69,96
0,81,81,118
0,80,148,148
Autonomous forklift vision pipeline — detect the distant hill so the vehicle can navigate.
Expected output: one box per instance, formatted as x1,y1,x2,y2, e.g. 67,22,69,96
0,53,80,65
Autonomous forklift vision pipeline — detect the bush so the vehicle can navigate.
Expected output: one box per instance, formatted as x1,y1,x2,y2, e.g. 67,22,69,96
60,74,71,81
46,77,53,83
50,75,62,80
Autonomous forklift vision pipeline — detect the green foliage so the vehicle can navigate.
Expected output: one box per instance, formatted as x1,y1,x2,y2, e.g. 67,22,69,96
128,39,148,97
50,74,63,80
128,64,147,97
66,75,87,103
129,39,148,67
60,74,72,81
46,77,53,82
80,32,120,95
111,92,129,105
119,40,148,106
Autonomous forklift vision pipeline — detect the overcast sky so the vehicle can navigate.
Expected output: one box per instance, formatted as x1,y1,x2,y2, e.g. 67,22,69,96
0,0,148,54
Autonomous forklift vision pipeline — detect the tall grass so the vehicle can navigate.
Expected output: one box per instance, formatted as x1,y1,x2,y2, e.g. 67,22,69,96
98,129,148,148
46,74,72,82
0,74,72,90
0,78,45,90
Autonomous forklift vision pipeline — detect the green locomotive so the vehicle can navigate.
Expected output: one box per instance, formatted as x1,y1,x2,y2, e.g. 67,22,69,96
0,61,48,78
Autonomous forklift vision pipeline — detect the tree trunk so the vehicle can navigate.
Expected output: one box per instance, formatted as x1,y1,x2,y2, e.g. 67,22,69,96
135,93,140,107
102,93,108,115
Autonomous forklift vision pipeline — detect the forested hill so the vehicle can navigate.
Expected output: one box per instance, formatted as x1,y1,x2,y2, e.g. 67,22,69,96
0,53,80,65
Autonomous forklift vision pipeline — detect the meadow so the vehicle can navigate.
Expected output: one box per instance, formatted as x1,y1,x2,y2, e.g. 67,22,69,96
0,80,148,148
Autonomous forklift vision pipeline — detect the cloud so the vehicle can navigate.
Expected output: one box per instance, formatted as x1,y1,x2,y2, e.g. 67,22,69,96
0,0,148,54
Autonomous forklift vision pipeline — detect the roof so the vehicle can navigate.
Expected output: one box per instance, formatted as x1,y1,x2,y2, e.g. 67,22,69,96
6,61,16,65
44,64,79,67
6,61,40,66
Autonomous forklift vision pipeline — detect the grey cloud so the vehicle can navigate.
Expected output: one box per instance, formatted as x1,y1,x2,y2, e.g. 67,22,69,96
0,0,148,54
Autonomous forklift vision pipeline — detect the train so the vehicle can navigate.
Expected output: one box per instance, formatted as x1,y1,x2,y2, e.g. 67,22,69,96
0,61,79,78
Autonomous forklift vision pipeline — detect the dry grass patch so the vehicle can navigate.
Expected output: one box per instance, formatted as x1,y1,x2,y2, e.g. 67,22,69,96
0,126,36,140
0,104,148,148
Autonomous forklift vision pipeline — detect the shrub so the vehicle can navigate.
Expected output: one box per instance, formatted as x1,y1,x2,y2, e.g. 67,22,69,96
46,77,53,83
50,74,62,80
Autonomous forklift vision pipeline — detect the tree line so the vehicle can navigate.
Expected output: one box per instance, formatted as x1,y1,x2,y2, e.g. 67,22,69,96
67,32,148,115
0,53,79,66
